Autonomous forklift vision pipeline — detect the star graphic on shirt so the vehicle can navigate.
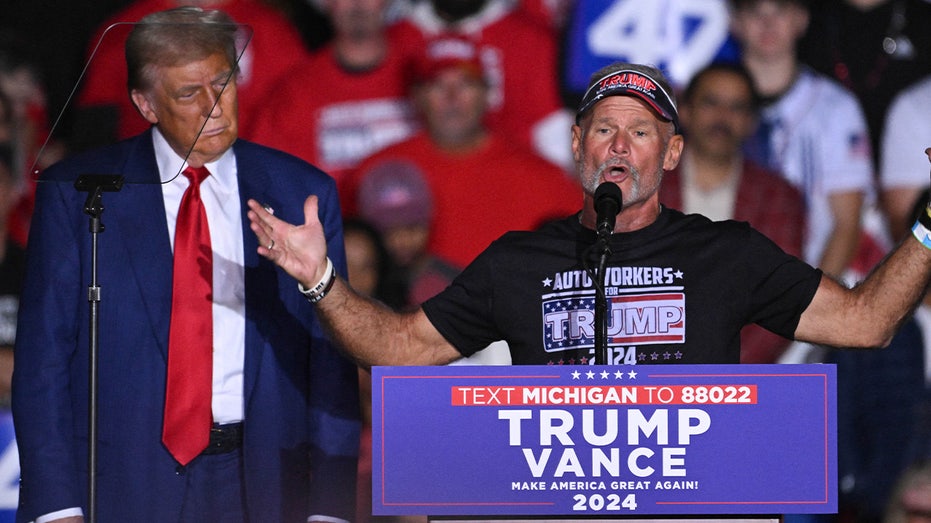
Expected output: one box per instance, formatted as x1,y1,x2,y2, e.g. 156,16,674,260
614,370,624,379
542,277,553,287
674,270,684,279
571,370,581,379
600,370,610,379
627,370,638,379
586,370,595,379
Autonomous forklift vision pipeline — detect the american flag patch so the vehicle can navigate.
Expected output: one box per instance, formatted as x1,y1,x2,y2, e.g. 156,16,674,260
542,292,685,352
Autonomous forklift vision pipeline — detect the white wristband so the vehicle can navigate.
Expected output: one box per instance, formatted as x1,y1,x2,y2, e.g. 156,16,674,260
298,257,336,303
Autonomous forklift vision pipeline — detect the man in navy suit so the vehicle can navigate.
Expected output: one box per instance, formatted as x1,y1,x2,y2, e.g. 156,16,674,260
11,7,360,522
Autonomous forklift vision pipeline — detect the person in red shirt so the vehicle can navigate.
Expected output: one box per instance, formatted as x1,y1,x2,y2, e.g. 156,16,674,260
346,35,579,268
249,0,419,187
392,0,574,172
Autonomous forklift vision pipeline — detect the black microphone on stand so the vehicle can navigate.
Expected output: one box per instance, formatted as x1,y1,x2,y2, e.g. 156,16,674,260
592,182,621,366
595,182,621,237
594,182,623,239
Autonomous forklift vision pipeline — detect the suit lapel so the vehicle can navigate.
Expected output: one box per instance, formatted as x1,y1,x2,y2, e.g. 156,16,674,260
111,132,174,358
235,144,271,272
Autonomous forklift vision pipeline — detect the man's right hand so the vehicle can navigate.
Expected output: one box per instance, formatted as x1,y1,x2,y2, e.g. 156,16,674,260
247,196,329,288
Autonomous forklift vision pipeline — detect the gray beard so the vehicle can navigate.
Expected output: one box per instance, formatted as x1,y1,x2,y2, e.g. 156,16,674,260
580,144,669,207
582,159,644,204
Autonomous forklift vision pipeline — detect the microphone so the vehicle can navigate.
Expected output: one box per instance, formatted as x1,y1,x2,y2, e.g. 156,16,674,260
594,182,622,238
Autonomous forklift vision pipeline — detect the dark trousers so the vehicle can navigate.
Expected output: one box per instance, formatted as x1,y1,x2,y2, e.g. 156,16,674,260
179,449,247,523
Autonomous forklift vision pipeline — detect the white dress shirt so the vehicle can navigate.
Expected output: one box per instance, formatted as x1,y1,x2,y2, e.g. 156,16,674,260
154,128,246,425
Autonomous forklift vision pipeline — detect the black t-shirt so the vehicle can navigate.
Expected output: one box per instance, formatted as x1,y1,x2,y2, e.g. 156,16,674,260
422,208,822,365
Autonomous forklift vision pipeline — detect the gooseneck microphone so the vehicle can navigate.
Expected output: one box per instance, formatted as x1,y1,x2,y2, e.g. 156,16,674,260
594,182,623,238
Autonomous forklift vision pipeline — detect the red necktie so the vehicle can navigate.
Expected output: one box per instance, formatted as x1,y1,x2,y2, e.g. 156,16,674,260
162,165,213,465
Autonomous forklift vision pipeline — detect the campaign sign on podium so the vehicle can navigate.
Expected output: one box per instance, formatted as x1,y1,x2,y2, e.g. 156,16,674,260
372,364,836,517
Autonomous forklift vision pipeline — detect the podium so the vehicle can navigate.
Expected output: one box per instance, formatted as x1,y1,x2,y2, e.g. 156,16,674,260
371,364,836,521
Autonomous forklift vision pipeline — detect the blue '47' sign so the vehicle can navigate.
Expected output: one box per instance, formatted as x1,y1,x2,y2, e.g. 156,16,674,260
563,0,740,92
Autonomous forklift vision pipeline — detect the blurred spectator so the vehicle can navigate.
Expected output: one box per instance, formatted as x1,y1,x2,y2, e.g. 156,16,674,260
346,35,580,268
71,0,311,150
799,0,931,169
561,0,740,101
879,74,931,242
393,0,574,171
659,61,805,364
730,0,881,280
343,217,406,308
0,33,63,247
0,142,24,404
345,218,391,298
251,0,419,187
356,159,460,308
0,36,45,174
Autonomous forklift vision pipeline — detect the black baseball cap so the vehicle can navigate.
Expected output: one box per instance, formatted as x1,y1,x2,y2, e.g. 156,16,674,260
576,67,681,134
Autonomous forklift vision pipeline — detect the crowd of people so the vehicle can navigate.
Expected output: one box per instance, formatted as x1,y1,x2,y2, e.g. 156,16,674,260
2,1,931,522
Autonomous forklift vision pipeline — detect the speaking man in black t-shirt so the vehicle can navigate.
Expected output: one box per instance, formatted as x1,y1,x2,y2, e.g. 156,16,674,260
246,61,931,368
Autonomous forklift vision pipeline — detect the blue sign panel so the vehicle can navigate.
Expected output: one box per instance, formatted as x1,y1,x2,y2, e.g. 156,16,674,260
372,364,836,517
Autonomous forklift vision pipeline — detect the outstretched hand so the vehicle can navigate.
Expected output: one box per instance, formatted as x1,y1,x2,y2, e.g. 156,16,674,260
247,196,329,288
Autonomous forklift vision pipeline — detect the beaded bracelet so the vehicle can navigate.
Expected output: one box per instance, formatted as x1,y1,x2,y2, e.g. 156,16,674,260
298,257,336,304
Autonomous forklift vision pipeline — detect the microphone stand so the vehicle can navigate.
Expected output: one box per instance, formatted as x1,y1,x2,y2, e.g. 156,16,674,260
74,174,124,523
594,233,611,366
589,182,621,365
